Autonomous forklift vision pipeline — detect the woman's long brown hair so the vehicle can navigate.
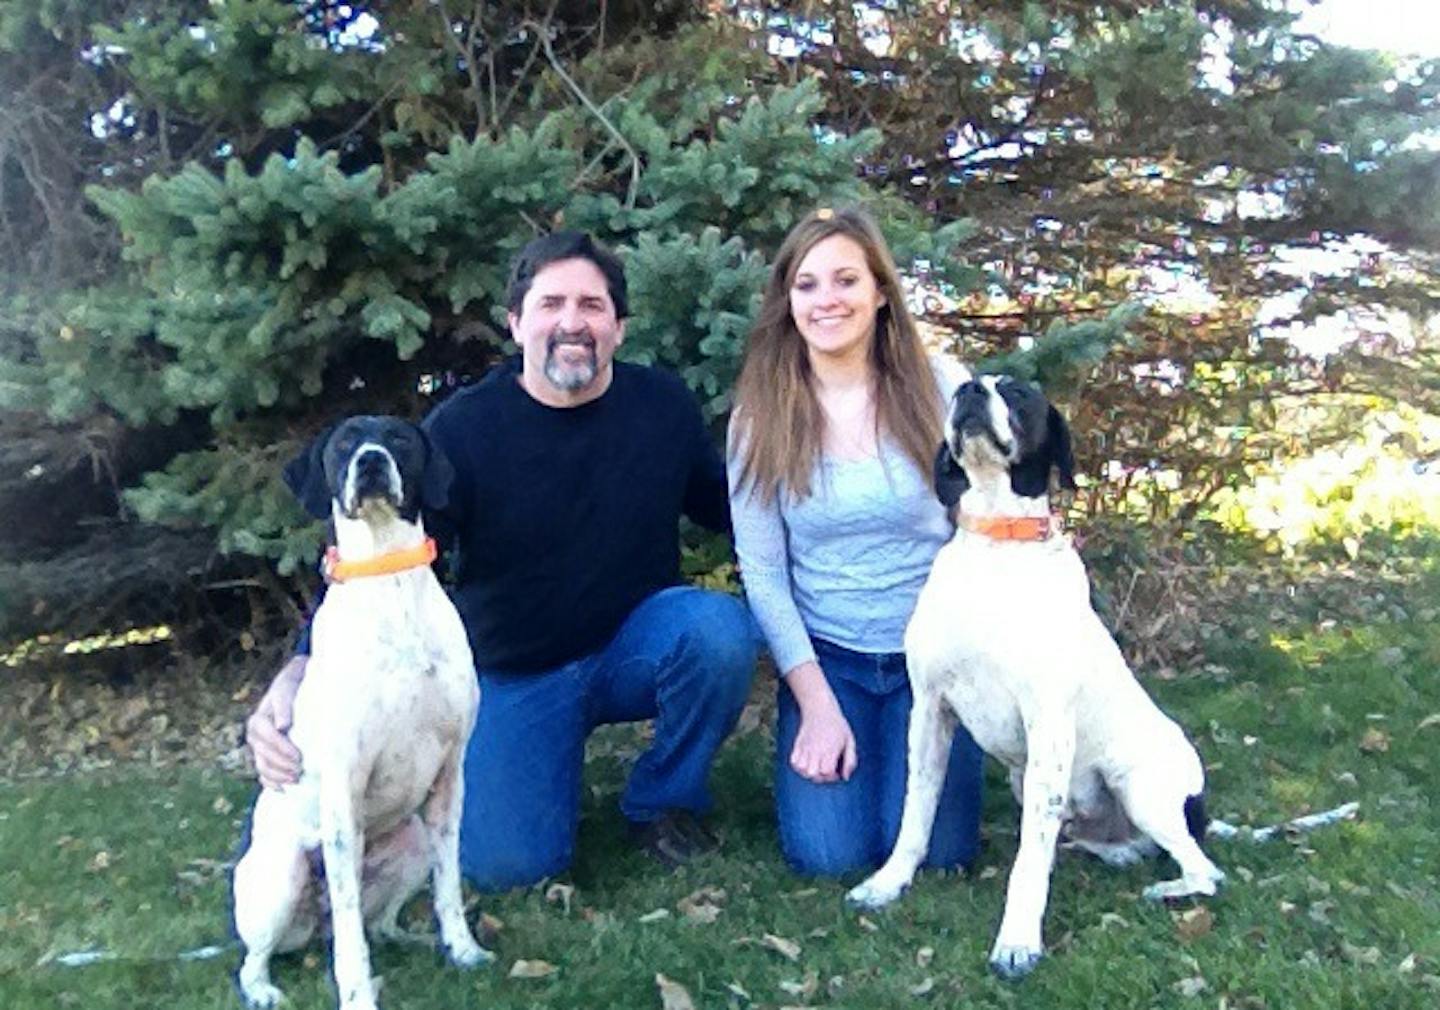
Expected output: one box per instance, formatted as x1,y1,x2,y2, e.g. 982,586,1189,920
731,206,945,504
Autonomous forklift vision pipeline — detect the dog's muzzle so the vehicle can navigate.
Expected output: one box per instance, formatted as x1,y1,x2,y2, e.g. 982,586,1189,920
954,411,1013,460
342,447,403,515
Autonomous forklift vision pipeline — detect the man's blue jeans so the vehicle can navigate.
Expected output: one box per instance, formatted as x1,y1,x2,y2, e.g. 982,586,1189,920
775,637,985,877
458,586,757,891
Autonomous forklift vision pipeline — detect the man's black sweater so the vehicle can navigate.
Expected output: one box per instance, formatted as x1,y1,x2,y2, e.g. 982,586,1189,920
418,359,730,672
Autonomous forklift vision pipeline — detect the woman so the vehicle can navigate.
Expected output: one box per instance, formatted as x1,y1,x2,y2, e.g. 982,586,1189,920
728,206,984,876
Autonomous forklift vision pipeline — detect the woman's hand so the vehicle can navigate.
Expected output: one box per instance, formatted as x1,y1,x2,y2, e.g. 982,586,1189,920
784,661,858,783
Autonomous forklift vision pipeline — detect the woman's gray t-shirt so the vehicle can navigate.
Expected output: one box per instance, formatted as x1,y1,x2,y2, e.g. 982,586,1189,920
728,357,969,674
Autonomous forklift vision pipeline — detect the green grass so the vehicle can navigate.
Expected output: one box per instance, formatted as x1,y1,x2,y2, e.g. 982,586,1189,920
4,565,1440,1009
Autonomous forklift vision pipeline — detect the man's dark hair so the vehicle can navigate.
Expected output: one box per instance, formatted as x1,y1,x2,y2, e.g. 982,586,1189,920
506,230,629,319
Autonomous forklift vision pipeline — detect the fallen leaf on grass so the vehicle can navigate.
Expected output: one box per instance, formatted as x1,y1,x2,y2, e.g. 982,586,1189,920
1359,728,1391,753
1100,912,1131,930
639,908,672,923
915,946,935,967
1173,976,1207,997
677,886,726,924
88,851,110,872
1341,942,1382,965
725,980,751,1001
761,933,802,961
1399,953,1417,974
909,976,936,996
856,915,878,932
509,959,557,979
1417,713,1440,731
475,912,504,945
580,906,617,929
655,973,696,1010
734,701,764,737
681,903,721,925
544,882,575,915
778,971,817,998
1175,906,1214,942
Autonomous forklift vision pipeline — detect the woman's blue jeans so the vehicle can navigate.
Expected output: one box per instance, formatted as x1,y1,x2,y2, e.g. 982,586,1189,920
775,637,984,877
457,586,757,891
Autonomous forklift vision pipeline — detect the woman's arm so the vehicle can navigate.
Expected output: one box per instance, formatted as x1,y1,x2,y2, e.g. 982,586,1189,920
728,415,855,781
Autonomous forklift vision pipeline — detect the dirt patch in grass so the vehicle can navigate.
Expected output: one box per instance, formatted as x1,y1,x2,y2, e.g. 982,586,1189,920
0,634,782,783
0,639,284,782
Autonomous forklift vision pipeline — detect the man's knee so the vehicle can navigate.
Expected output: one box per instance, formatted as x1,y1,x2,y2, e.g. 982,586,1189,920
672,590,758,698
460,835,571,894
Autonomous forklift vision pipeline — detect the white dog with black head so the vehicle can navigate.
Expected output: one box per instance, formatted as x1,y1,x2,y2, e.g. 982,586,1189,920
847,376,1224,980
233,416,490,1010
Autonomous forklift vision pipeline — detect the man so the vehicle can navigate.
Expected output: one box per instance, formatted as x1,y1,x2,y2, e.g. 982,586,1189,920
246,231,757,890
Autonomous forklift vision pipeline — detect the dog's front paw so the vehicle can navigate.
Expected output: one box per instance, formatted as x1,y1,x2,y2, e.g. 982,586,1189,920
445,935,495,969
238,980,284,1009
845,875,906,911
988,941,1044,981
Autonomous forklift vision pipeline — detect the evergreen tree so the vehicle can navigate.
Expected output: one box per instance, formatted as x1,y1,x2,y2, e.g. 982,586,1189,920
1,1,1436,649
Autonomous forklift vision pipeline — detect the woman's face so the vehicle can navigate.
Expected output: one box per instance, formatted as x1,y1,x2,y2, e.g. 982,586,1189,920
788,233,888,363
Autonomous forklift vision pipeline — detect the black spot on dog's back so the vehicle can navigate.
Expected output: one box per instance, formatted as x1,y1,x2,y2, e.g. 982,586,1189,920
1184,793,1207,845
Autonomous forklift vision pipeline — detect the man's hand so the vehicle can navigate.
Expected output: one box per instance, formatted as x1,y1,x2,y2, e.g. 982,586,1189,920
784,661,858,784
245,655,307,790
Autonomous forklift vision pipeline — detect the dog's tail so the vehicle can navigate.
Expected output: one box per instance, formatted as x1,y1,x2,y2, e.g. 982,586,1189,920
1183,793,1208,845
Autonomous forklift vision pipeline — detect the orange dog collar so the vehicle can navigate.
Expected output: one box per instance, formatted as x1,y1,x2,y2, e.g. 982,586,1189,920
323,538,438,582
958,514,1061,542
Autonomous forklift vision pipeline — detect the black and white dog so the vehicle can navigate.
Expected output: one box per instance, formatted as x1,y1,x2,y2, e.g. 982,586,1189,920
233,416,490,1010
847,377,1224,980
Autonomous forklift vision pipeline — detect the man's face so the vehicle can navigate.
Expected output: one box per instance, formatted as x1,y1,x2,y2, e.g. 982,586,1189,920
508,257,626,398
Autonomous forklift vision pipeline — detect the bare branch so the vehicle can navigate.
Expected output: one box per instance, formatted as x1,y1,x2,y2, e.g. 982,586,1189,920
492,0,561,130
436,0,488,137
523,18,642,209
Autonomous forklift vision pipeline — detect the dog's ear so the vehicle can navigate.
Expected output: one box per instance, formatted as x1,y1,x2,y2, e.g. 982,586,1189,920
1046,404,1077,491
933,441,970,508
418,429,455,513
283,426,336,520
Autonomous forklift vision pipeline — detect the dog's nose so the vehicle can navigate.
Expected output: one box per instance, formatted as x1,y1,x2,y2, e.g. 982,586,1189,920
356,448,388,473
